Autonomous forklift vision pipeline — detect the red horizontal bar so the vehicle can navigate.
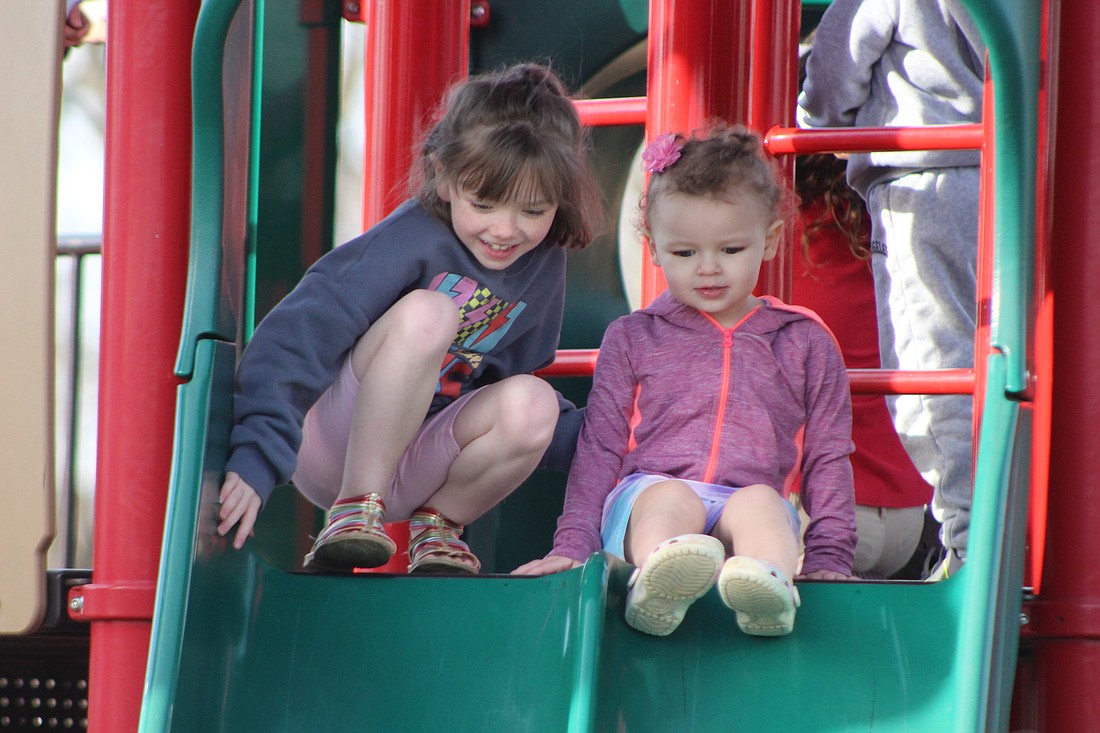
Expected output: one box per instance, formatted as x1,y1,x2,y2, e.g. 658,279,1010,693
1020,598,1100,641
847,368,975,395
537,351,974,395
764,124,985,155
536,349,599,376
68,582,157,622
574,97,647,127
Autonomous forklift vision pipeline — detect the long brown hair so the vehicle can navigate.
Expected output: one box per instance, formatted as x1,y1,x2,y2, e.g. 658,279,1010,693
796,34,870,263
796,152,871,263
414,63,606,249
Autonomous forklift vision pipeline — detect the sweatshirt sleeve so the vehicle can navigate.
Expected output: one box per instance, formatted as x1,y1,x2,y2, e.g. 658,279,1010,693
226,237,420,504
796,324,858,575
549,319,636,563
796,0,897,130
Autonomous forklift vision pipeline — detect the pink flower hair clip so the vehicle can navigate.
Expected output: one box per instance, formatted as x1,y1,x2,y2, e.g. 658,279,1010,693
642,133,683,174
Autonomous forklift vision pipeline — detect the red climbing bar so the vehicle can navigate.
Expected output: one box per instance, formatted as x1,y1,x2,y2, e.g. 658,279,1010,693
765,124,986,155
575,97,647,127
537,352,974,396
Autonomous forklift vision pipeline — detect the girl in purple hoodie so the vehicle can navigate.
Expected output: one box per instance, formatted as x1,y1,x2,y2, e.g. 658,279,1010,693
515,125,857,637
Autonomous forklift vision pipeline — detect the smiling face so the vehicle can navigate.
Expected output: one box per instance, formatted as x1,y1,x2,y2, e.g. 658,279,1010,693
647,188,782,328
438,179,558,270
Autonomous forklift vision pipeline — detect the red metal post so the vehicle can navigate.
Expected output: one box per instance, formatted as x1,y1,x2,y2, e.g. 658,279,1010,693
1023,0,1056,595
971,71,995,485
747,0,799,301
79,1,197,731
352,0,469,573
1022,0,1100,728
360,0,470,229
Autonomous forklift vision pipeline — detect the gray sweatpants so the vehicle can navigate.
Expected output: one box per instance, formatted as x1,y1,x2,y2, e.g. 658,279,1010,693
866,167,980,558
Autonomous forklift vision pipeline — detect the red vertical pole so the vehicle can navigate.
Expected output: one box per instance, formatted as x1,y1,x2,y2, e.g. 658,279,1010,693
1028,0,1100,729
84,1,196,731
356,0,469,570
1024,0,1056,595
972,74,995,467
643,0,752,306
361,0,470,229
748,0,799,300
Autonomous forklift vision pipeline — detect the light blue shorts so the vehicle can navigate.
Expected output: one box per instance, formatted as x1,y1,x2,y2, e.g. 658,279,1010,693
599,473,800,561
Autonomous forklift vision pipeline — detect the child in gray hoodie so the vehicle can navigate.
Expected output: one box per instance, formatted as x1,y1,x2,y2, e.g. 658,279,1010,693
797,0,986,578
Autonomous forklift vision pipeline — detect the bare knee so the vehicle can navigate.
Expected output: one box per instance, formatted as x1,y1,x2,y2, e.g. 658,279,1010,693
389,289,461,347
635,480,706,525
722,484,783,516
490,375,559,452
633,477,699,506
353,289,459,370
625,481,707,561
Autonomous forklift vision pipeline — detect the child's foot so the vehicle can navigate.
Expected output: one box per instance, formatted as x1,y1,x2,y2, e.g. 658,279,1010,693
717,556,800,636
303,493,396,571
407,507,480,575
624,534,725,636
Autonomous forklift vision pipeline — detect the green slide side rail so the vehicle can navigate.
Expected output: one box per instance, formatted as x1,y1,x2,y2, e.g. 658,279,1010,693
963,0,1040,393
174,0,245,379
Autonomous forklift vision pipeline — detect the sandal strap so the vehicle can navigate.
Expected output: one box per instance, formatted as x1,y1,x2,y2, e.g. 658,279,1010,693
315,493,388,543
409,507,479,569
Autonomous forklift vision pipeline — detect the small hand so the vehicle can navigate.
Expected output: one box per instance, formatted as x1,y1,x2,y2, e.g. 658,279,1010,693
217,472,262,550
63,4,90,48
511,555,580,576
797,569,852,581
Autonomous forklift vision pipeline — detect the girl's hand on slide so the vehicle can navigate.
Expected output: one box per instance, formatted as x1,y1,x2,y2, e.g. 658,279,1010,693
217,472,262,549
797,569,852,581
511,555,580,576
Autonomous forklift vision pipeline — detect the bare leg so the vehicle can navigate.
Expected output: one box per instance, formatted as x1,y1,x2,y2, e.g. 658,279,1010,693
623,480,708,567
339,289,459,502
420,374,559,524
620,481,723,636
710,484,799,579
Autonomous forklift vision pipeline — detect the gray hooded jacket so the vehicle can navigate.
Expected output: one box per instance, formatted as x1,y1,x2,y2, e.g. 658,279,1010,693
797,0,986,197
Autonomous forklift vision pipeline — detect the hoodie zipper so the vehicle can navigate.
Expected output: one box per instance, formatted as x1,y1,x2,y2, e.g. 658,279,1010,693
702,327,734,483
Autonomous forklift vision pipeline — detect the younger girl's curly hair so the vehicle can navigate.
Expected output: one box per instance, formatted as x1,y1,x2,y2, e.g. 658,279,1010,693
640,122,796,235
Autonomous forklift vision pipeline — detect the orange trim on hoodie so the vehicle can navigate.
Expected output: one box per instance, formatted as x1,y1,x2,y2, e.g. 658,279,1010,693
700,306,760,482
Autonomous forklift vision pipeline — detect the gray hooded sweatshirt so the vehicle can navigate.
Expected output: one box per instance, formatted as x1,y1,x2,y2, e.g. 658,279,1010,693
796,0,986,197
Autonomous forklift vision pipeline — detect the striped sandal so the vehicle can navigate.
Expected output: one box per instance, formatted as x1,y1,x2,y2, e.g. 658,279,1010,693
717,556,801,636
303,493,396,571
407,507,481,575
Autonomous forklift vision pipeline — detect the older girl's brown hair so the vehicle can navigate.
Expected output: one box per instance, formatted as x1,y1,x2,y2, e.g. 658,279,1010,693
414,63,606,249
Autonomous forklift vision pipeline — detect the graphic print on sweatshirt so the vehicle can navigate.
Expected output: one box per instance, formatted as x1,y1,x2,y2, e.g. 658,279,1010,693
430,272,527,398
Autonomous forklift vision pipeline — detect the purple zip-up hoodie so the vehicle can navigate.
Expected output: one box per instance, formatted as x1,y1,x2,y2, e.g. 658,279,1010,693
550,293,857,575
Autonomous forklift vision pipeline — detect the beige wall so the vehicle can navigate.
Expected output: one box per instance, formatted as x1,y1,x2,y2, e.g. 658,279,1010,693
0,0,62,634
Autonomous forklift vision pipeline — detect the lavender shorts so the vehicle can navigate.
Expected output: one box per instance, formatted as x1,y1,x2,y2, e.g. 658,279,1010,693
600,473,800,561
292,354,476,520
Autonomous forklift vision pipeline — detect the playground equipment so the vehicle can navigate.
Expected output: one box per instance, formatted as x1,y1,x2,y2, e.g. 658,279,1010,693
3,0,1100,731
